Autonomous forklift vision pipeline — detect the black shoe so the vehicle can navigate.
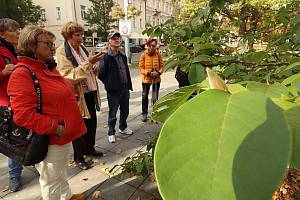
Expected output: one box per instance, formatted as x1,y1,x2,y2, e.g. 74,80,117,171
86,150,103,157
76,161,91,170
142,115,147,122
9,176,21,192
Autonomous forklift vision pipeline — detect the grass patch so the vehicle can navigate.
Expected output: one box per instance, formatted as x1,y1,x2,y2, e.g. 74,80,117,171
129,61,139,68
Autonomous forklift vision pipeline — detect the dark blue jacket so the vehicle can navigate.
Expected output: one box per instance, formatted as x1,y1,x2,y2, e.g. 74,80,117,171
98,51,133,93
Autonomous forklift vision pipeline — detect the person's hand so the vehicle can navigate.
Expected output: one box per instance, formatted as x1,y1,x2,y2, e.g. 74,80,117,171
56,124,66,137
92,64,99,73
88,51,104,64
2,64,15,76
151,71,160,78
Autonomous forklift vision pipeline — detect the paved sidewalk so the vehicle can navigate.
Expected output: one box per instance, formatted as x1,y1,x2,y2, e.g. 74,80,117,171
0,68,177,200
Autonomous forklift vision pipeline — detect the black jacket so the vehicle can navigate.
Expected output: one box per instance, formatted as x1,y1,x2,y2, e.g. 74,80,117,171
98,52,133,93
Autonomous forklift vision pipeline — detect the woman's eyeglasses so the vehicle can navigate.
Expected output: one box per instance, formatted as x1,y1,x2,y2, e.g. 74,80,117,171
38,41,55,49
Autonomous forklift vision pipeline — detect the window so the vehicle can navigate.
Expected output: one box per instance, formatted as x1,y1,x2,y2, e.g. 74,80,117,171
133,18,136,28
80,5,86,20
140,18,143,28
56,7,61,20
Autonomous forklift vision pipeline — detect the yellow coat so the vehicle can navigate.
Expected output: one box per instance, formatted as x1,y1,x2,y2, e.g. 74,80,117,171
56,44,101,119
139,49,164,84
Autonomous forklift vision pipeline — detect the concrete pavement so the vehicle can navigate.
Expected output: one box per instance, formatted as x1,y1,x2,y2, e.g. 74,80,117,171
0,68,178,200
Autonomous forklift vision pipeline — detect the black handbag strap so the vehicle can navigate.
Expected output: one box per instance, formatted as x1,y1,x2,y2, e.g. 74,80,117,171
12,65,42,113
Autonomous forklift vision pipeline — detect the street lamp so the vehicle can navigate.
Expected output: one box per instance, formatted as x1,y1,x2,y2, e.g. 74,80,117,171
124,0,130,63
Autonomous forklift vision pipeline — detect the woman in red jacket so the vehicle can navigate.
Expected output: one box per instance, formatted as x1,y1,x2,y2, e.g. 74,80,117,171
0,18,23,192
8,26,86,200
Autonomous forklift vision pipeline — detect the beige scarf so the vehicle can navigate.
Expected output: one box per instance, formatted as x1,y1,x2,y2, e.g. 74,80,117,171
69,42,97,93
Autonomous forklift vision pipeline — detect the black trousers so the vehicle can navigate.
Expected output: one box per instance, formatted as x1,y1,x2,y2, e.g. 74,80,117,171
73,91,97,162
142,82,160,115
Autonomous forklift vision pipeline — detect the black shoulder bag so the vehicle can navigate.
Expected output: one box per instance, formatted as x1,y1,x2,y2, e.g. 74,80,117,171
0,64,49,166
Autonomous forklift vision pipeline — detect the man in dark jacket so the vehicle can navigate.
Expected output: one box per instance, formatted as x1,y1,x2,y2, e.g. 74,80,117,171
98,32,133,143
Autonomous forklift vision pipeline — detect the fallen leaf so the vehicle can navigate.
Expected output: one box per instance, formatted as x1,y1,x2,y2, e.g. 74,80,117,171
99,161,106,166
81,178,88,181
67,161,76,168
2,186,9,192
101,167,109,174
103,124,108,128
92,190,102,199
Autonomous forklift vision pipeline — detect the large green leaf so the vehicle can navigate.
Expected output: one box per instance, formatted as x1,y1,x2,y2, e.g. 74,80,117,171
272,99,300,170
276,61,300,75
291,78,300,92
188,63,205,84
151,83,205,123
282,73,300,85
155,90,291,200
246,82,289,98
227,84,248,94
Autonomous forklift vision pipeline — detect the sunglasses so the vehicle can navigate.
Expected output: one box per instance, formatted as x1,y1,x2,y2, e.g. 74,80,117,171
38,41,55,49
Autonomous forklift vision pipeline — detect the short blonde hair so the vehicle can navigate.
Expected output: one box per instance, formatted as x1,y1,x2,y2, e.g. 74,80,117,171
61,21,84,39
17,26,55,55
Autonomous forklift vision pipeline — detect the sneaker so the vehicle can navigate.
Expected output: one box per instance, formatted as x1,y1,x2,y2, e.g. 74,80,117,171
141,114,147,122
119,128,133,135
108,135,116,143
9,176,21,192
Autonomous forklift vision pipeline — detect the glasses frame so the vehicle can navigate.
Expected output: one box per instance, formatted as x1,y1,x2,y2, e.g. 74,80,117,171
38,40,55,49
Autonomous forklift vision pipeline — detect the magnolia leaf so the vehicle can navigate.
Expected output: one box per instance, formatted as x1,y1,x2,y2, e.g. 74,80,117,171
272,99,300,170
244,51,267,63
277,61,300,75
175,45,188,55
282,73,300,85
227,84,248,94
188,63,206,84
195,43,219,51
189,37,203,44
151,83,204,123
206,68,229,92
192,55,212,64
291,78,300,92
246,82,289,98
155,90,291,200
164,59,179,71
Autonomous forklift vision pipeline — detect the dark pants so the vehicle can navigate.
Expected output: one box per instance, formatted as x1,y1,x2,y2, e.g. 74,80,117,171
107,86,130,136
73,91,97,162
142,82,160,115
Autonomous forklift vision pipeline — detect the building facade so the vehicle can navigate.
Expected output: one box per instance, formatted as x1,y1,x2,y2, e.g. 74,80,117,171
32,0,173,46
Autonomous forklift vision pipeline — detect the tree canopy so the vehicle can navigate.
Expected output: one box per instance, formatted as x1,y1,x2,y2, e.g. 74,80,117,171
85,0,117,40
0,0,45,27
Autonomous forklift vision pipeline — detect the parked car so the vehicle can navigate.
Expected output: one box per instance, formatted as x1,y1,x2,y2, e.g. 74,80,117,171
129,43,143,53
95,42,108,54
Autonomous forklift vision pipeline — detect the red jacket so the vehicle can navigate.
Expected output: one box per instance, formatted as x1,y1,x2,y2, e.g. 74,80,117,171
8,56,86,145
0,45,17,106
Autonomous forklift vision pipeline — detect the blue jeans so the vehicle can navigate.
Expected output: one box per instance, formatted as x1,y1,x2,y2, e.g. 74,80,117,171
7,158,23,178
107,87,130,136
